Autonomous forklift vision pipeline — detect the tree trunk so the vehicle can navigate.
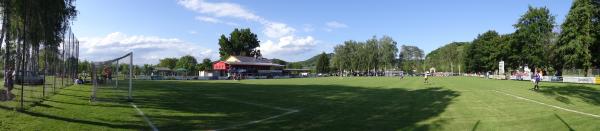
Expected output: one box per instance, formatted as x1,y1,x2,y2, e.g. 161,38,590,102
2,6,15,101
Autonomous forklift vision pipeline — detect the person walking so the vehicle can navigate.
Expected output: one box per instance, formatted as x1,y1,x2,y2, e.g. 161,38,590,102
424,71,430,84
532,69,542,90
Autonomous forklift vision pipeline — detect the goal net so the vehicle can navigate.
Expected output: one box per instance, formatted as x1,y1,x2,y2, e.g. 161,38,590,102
90,52,133,102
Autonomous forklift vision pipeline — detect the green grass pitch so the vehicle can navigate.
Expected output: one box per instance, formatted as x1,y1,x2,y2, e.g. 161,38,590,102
1,77,600,130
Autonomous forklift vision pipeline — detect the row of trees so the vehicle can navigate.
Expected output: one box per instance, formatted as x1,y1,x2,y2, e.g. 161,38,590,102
331,36,399,76
157,55,212,75
458,1,600,76
425,42,468,72
1,0,78,101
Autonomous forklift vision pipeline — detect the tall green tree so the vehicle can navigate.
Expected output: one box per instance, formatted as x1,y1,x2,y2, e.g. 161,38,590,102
315,52,330,74
158,58,178,70
464,30,502,72
399,45,424,73
1,0,77,100
425,42,469,72
593,0,600,68
557,0,598,76
197,58,212,71
142,64,154,75
378,36,398,71
511,6,555,69
332,43,350,75
175,55,198,75
218,28,261,60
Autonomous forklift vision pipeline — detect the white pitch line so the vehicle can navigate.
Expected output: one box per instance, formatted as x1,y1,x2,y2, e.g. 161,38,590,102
208,96,300,131
208,96,297,112
165,85,300,130
130,102,159,131
213,110,299,131
492,90,600,118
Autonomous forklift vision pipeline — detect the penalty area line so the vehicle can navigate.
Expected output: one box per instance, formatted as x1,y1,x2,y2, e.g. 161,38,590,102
130,102,159,131
207,96,300,131
165,85,300,130
492,90,600,119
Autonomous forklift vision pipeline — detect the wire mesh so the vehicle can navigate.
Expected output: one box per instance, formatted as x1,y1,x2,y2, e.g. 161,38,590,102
0,27,79,110
90,52,132,102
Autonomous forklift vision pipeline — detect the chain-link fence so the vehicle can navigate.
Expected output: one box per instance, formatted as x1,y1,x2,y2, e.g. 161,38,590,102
561,69,600,77
0,27,79,110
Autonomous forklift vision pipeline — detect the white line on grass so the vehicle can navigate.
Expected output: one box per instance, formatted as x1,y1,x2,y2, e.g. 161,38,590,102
492,90,600,118
207,96,300,131
166,85,300,130
130,102,159,131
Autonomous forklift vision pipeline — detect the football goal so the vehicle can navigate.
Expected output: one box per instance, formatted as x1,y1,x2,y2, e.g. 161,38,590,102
90,52,133,102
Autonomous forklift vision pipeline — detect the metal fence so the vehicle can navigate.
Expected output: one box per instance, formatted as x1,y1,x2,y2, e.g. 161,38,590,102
0,27,79,110
561,69,600,77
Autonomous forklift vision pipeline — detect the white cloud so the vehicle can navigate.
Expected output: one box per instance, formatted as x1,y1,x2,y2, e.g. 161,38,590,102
326,21,348,28
325,21,348,32
178,0,317,60
303,24,315,32
259,36,317,56
79,32,214,65
178,0,263,21
188,30,198,34
263,22,295,38
195,16,221,23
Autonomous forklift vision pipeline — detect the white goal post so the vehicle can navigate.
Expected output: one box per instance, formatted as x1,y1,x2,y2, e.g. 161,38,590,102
90,52,133,102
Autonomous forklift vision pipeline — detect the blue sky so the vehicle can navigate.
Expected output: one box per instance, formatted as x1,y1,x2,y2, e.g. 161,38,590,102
73,0,572,64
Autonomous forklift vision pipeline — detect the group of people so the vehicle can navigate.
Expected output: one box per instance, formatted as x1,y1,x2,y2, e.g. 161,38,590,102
420,69,544,91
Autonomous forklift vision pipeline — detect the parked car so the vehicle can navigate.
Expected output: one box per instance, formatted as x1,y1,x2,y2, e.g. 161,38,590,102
15,71,45,85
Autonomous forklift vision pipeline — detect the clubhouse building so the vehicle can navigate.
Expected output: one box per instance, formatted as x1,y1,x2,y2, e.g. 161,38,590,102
213,56,284,78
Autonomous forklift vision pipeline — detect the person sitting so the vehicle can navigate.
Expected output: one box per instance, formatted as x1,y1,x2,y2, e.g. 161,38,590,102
76,77,84,84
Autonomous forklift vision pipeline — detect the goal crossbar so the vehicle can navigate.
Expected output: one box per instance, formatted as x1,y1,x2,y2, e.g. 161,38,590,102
90,52,133,102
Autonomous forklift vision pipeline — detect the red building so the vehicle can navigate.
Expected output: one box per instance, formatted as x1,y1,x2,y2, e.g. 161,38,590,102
213,56,284,78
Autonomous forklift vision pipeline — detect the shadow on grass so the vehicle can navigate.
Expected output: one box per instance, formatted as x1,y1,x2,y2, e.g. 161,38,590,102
539,84,600,105
0,104,144,129
554,113,575,131
131,80,460,130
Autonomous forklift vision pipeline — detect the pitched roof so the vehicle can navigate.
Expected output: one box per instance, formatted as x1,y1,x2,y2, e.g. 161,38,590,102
227,56,273,63
225,56,283,67
154,67,171,71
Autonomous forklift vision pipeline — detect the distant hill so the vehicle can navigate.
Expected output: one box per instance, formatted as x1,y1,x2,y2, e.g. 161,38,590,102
290,53,334,68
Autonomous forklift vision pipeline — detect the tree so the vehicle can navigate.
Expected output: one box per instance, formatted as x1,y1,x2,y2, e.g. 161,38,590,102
591,0,600,69
142,64,154,75
330,36,398,76
287,62,303,69
218,28,261,60
557,0,598,76
593,0,600,68
175,55,198,75
315,52,330,74
197,58,212,71
399,45,424,74
378,36,398,71
1,0,77,101
464,30,501,72
425,42,469,72
158,58,178,69
511,6,555,69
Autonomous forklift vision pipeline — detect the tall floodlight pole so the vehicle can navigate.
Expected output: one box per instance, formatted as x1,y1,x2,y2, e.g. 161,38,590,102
128,52,133,101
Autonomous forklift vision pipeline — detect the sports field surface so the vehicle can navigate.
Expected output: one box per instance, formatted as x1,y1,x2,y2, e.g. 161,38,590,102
1,77,600,130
